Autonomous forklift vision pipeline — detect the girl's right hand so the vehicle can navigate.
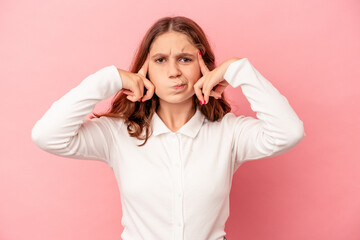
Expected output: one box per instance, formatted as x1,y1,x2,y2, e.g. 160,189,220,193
116,54,155,102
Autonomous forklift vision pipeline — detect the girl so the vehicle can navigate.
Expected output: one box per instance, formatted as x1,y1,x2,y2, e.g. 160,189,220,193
32,16,305,240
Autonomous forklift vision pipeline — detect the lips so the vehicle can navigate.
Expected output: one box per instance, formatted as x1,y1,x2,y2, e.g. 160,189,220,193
173,84,186,90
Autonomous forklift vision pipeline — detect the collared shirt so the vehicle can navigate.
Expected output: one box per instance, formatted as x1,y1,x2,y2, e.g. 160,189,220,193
32,58,305,240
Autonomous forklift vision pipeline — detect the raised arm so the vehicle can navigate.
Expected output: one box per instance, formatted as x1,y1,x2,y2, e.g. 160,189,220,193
222,58,305,167
31,65,124,166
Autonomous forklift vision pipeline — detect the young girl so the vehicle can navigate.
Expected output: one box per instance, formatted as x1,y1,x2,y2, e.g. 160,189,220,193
32,16,305,240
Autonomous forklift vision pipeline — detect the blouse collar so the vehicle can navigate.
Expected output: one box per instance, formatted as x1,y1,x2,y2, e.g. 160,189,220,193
151,106,205,138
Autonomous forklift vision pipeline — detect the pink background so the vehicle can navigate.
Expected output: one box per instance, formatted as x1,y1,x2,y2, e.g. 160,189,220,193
1,0,359,239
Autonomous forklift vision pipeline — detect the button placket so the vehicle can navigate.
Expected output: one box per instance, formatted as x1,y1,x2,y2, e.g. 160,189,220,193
172,133,184,239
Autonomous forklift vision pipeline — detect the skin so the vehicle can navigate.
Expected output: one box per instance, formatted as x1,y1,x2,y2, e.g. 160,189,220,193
147,31,202,131
117,31,240,132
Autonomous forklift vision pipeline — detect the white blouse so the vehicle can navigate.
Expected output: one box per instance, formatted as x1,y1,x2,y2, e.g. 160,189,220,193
31,58,305,240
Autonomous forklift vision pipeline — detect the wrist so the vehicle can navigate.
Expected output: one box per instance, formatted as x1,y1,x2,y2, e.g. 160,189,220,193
221,57,242,77
226,57,242,67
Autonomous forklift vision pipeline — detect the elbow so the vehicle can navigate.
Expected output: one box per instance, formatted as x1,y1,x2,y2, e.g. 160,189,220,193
287,120,306,147
295,120,306,139
31,122,47,150
264,120,306,157
31,121,56,151
31,121,73,153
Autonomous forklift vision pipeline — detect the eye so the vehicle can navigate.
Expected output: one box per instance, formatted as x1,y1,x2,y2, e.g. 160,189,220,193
154,57,192,63
180,57,191,62
155,58,165,63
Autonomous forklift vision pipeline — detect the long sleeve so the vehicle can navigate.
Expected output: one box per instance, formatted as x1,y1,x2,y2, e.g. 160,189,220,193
223,58,305,166
31,65,123,166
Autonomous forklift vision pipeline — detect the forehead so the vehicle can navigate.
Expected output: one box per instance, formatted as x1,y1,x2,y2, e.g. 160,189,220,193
149,32,196,53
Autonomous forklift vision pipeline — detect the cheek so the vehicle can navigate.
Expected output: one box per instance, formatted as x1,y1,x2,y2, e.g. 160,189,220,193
148,66,163,90
148,64,154,80
148,65,162,80
148,68,158,85
185,66,201,84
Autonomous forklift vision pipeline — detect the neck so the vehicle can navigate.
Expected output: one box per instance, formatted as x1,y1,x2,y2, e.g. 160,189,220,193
156,97,196,132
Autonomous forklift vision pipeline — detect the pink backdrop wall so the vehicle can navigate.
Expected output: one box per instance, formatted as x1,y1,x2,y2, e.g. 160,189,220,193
1,0,359,239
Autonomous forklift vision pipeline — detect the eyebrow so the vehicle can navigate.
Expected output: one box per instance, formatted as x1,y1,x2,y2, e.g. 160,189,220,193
151,53,195,59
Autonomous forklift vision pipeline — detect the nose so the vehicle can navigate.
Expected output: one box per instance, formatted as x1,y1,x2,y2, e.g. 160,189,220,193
167,59,181,78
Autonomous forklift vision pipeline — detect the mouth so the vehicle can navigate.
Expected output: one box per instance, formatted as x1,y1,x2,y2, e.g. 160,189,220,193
173,84,186,90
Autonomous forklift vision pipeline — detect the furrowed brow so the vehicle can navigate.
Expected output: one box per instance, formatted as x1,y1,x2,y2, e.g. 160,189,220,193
151,53,195,59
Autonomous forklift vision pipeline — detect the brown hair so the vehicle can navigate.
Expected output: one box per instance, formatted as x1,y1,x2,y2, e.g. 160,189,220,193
90,16,232,146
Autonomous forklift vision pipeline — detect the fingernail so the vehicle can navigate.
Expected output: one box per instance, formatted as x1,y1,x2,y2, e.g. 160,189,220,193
200,101,203,105
204,100,206,104
218,97,221,99
198,51,201,55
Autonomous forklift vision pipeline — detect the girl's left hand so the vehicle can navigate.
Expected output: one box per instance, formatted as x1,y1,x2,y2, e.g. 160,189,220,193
194,52,240,105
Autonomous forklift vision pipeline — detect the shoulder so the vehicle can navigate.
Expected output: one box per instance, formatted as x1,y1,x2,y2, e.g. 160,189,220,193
202,112,246,132
203,112,258,136
203,112,246,125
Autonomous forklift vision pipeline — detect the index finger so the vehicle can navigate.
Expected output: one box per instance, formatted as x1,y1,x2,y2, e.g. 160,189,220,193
138,53,150,77
197,50,210,75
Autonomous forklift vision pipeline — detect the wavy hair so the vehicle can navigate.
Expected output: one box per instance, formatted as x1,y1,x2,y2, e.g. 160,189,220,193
90,16,232,146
